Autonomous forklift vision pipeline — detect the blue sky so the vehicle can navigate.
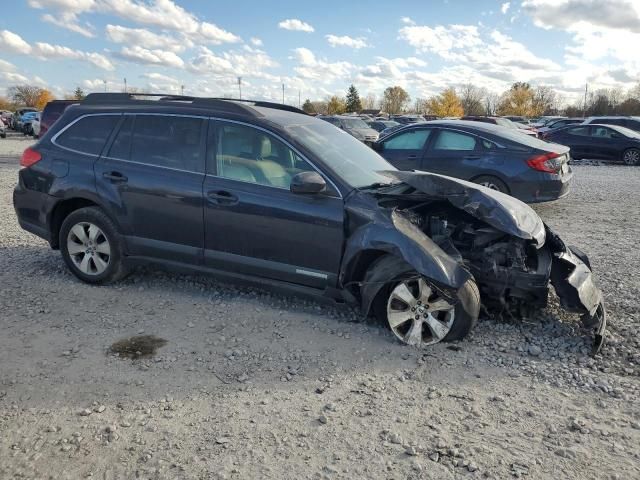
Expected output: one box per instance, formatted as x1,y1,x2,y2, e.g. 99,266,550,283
1,0,639,106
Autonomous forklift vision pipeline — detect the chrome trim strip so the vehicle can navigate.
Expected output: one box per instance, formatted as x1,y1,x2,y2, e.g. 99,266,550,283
295,269,328,279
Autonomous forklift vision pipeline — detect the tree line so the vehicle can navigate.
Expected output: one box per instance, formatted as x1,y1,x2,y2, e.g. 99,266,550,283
302,82,640,117
0,85,87,112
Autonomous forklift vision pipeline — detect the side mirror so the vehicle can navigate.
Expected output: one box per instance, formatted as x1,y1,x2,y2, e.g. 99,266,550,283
290,171,327,194
372,142,384,152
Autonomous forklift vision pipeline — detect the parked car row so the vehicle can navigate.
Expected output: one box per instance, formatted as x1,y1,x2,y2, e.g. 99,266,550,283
1,100,76,139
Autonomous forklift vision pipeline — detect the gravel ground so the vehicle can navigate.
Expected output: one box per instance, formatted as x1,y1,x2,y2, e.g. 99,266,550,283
1,136,639,479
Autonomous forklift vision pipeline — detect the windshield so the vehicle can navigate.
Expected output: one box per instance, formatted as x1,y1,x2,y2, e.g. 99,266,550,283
287,121,397,188
341,118,369,129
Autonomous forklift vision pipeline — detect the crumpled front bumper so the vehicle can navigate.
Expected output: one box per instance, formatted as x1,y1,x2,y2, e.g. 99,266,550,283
545,225,607,355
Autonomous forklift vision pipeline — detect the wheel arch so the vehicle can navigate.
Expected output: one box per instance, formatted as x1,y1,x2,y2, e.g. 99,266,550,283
48,197,119,249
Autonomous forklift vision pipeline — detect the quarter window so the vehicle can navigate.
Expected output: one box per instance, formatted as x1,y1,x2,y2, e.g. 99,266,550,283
384,129,431,150
433,130,477,151
130,115,204,172
215,123,314,189
55,115,120,155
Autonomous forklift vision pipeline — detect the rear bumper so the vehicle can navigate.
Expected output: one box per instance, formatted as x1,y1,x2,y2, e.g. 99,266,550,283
13,182,55,244
510,169,573,203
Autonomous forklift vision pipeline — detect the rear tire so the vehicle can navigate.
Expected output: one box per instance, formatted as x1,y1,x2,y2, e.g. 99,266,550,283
622,148,639,166
365,256,480,347
472,175,509,193
59,207,128,284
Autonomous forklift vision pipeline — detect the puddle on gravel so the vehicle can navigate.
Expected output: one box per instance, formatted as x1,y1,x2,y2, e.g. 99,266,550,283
109,335,167,359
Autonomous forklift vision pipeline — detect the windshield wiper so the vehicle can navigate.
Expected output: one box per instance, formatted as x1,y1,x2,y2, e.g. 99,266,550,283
358,182,395,190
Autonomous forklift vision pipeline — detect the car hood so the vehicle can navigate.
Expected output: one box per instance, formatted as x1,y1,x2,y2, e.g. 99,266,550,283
380,170,546,246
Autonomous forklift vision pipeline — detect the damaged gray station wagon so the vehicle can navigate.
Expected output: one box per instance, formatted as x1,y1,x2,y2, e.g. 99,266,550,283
14,94,607,353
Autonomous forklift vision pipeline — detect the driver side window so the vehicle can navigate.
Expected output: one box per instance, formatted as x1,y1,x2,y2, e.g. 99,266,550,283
214,123,314,189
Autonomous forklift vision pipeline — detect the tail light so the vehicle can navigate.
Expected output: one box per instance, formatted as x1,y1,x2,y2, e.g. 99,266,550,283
20,147,42,168
527,152,562,173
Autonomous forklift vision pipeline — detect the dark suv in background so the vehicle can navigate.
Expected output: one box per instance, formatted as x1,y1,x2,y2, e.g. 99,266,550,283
40,100,76,138
13,93,606,352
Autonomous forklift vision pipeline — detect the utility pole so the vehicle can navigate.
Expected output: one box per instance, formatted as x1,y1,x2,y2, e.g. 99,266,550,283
238,77,242,100
103,79,107,92
583,83,588,118
282,83,285,104
124,77,127,93
181,85,184,96
298,89,301,108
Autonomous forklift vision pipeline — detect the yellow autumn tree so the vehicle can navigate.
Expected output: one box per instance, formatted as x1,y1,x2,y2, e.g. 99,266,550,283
35,89,55,110
426,88,464,118
497,82,536,116
326,95,346,115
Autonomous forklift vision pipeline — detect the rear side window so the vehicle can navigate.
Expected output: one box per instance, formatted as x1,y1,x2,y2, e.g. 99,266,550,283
130,115,204,173
107,116,133,159
55,115,120,155
433,130,476,151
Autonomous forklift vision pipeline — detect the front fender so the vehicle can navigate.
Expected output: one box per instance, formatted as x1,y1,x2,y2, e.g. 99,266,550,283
341,209,471,315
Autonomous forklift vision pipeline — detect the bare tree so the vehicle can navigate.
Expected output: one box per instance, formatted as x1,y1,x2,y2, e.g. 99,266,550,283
532,85,557,116
7,85,43,107
484,91,500,115
459,84,485,115
361,93,377,110
311,100,328,115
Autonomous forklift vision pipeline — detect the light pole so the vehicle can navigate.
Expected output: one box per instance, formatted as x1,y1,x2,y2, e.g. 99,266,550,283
238,77,242,100
103,79,107,92
282,83,285,104
124,77,127,93
181,85,184,96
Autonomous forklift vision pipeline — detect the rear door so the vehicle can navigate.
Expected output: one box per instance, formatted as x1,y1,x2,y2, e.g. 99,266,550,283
95,113,207,264
589,126,622,159
202,120,344,288
379,127,432,171
422,128,490,178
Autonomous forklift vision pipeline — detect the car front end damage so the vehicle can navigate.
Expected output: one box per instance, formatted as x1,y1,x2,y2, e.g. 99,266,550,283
342,171,606,354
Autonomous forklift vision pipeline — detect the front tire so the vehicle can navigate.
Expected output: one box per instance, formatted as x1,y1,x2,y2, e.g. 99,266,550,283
622,148,639,166
59,207,128,284
366,256,480,347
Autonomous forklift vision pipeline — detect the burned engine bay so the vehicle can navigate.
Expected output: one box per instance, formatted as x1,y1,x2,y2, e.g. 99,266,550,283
344,171,606,354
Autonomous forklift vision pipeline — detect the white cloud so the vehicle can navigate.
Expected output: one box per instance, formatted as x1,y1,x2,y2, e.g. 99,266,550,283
250,37,263,47
278,18,315,32
0,30,32,54
501,2,510,14
42,12,95,37
28,0,95,12
291,47,353,83
115,46,184,69
401,17,415,25
105,24,184,52
398,24,482,57
189,46,278,79
32,41,115,70
326,34,368,49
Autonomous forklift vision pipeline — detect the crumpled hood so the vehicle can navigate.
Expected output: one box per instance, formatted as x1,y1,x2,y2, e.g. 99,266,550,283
381,170,546,246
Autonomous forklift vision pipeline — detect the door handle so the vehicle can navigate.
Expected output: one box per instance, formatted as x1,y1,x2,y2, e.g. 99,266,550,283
407,154,418,159
464,155,481,161
207,190,238,205
103,171,128,182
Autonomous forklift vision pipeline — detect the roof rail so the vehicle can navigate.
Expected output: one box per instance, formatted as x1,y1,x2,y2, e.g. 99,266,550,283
82,93,308,116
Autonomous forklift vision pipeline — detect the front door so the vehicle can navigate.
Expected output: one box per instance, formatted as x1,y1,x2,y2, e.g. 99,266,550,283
423,128,488,178
95,114,207,264
380,128,432,171
202,120,344,288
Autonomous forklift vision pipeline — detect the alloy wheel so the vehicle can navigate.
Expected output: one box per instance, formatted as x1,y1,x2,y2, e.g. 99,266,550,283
66,222,111,275
479,181,500,191
386,277,455,347
623,149,639,166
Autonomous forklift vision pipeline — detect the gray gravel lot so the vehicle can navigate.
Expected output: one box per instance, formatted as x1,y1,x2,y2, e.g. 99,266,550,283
0,136,638,479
